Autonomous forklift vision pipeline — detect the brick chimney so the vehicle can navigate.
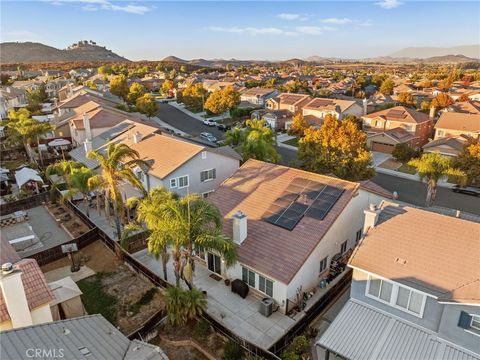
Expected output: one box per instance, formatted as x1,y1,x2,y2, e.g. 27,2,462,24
232,210,247,245
0,263,33,328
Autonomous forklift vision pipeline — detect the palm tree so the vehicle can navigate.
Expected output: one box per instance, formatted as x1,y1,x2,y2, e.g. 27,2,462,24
137,190,236,288
87,143,148,239
46,160,85,200
225,119,280,163
164,286,207,326
408,153,464,206
63,167,94,217
3,109,54,162
127,188,177,281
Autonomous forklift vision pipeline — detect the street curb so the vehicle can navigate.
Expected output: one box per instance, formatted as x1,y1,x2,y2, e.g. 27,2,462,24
375,167,454,188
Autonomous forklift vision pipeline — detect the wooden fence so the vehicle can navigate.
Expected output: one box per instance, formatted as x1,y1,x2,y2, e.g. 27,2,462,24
0,192,49,215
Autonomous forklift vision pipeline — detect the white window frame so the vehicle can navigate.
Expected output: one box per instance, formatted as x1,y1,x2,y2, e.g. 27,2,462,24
319,256,328,273
471,315,480,331
242,266,256,288
169,178,177,188
202,190,214,198
355,229,363,243
259,275,274,297
340,240,348,254
201,151,207,159
365,274,426,318
177,175,189,189
200,168,216,182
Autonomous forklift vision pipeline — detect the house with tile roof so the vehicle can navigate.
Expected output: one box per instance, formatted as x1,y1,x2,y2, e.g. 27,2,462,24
240,87,278,107
206,160,391,314
362,106,434,153
301,98,363,126
266,93,312,114
317,202,480,360
0,235,55,331
434,112,480,140
0,87,28,119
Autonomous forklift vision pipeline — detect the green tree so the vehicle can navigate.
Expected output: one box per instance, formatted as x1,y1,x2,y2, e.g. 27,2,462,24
225,119,280,163
379,79,394,95
392,143,417,162
87,143,148,239
98,65,111,76
46,159,84,189
408,153,464,206
3,109,54,162
454,138,480,186
180,65,187,73
431,93,454,109
84,80,98,90
139,192,236,288
136,93,158,118
109,74,129,101
181,83,207,111
64,167,94,217
126,82,145,105
397,92,416,106
204,86,240,117
26,85,48,113
161,79,174,95
298,114,374,181
164,286,207,326
288,113,309,137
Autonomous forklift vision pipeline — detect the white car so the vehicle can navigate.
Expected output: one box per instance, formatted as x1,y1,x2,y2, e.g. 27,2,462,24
203,119,216,126
200,132,217,142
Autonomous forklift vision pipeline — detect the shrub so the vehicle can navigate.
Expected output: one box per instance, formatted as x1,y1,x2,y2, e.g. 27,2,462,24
193,318,211,340
392,143,418,162
280,351,300,360
222,340,243,360
288,336,310,355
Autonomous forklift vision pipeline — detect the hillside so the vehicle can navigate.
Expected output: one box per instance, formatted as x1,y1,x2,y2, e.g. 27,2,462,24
0,41,128,63
389,45,479,59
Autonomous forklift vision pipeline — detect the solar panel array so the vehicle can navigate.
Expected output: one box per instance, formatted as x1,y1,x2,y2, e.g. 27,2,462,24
263,178,344,231
99,122,135,140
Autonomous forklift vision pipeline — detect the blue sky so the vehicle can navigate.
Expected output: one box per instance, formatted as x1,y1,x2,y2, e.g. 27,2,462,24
1,1,479,60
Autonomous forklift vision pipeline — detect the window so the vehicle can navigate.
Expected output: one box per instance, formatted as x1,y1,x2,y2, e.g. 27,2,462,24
355,229,363,243
340,240,348,254
201,151,207,159
242,267,255,287
202,191,214,198
319,256,328,273
458,312,480,334
259,276,273,297
200,169,216,182
178,175,189,189
366,275,426,317
437,130,445,137
170,178,177,188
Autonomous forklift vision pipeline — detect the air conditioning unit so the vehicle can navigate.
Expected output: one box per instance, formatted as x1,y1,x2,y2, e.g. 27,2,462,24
259,297,274,317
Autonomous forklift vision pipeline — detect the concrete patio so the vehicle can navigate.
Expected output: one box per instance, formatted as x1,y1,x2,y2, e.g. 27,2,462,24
132,248,297,350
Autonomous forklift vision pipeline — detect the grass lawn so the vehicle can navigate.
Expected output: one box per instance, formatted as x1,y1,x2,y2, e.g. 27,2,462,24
283,137,299,147
77,272,118,325
397,164,417,175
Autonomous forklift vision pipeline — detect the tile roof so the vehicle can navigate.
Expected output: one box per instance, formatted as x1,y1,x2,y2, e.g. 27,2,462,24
208,159,359,284
70,106,133,130
303,98,356,113
349,202,480,303
448,101,480,115
0,258,55,322
435,112,480,133
130,133,204,179
318,299,480,360
241,87,277,97
423,135,470,152
364,106,431,124
56,91,119,109
278,93,311,105
0,314,168,360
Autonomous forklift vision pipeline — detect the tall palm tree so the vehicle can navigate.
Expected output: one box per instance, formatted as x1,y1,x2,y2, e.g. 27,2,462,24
408,153,464,206
225,119,280,163
46,159,85,200
137,190,236,288
87,143,148,239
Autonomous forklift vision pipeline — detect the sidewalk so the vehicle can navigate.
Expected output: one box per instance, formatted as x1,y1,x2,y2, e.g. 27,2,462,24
276,133,298,151
168,102,226,122
375,166,454,188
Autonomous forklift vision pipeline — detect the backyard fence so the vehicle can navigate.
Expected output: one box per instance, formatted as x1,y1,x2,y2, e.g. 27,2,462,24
0,191,49,215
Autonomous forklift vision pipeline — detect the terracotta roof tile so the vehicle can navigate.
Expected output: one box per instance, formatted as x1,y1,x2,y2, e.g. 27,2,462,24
364,106,431,124
349,202,480,303
435,112,480,133
208,159,359,284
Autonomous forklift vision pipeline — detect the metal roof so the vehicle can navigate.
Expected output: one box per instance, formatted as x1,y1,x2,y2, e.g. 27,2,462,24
317,300,480,360
0,314,168,360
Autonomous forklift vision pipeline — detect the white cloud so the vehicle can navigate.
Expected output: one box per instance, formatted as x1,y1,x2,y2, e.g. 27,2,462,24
295,26,336,35
358,20,373,27
277,13,300,21
208,26,297,36
375,0,403,9
46,0,151,14
321,17,352,25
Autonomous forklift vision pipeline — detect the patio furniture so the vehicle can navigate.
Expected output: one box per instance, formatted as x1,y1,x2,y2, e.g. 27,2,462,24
231,279,249,299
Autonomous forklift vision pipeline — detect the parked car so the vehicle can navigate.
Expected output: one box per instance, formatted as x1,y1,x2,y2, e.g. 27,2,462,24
203,119,216,126
200,132,217,143
451,185,480,197
217,123,231,131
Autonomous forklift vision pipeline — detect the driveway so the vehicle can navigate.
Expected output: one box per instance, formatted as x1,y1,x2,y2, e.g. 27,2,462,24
371,151,391,167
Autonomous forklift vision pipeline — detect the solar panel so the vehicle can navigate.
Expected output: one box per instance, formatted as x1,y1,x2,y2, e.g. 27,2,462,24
99,122,135,140
263,178,344,230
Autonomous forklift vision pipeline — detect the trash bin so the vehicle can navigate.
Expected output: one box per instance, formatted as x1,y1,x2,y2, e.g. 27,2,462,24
259,297,274,317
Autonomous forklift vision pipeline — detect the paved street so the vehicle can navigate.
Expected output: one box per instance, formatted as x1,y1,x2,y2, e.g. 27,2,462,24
156,103,225,139
156,105,479,215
